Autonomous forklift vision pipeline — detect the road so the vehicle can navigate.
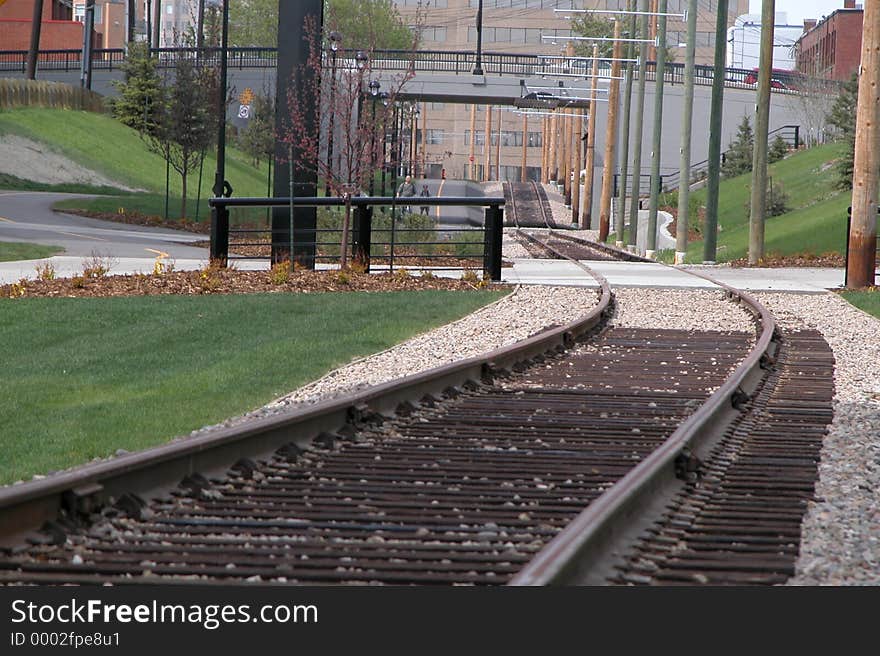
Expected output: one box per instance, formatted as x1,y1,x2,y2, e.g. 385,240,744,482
0,191,209,259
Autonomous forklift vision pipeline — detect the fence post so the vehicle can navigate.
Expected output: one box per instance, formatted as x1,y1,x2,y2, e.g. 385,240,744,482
352,205,372,272
483,204,503,281
845,206,851,287
210,201,229,266
794,125,800,150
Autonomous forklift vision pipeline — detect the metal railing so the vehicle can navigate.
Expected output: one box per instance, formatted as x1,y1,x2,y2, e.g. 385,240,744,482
614,125,801,198
0,47,845,94
208,195,505,281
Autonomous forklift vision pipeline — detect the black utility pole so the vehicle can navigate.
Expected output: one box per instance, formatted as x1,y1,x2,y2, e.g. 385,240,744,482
26,0,45,80
473,0,484,75
127,0,136,45
272,1,323,266
209,0,231,263
80,0,96,90
197,0,206,49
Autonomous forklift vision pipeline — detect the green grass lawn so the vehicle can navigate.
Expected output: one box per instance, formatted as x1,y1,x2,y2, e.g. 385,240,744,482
0,290,505,484
0,241,63,262
0,108,272,222
840,290,880,318
672,142,851,263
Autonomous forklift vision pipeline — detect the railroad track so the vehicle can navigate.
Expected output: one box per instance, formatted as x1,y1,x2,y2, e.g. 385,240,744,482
0,231,836,586
504,181,556,229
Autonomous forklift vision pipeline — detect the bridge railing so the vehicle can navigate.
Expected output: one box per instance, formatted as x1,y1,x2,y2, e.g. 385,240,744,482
0,47,844,95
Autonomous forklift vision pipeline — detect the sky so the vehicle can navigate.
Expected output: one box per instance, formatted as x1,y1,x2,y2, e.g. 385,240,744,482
748,0,853,25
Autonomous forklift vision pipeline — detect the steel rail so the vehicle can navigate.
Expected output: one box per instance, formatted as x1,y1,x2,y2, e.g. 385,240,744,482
0,278,612,549
509,232,780,585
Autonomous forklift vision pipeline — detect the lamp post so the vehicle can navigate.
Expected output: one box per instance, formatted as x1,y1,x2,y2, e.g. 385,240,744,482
473,0,484,75
410,104,420,177
325,31,341,196
368,80,381,195
379,92,390,196
208,0,231,263
354,50,369,189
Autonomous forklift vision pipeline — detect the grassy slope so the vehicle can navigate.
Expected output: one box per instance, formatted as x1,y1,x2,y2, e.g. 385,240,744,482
0,241,63,262
675,142,850,263
0,108,271,221
0,290,505,484
840,290,880,319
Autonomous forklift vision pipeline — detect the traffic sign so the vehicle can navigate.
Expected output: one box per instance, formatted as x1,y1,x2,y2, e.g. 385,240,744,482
239,87,255,106
238,104,251,119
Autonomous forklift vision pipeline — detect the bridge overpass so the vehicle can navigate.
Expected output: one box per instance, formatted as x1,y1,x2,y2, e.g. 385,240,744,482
1,47,819,226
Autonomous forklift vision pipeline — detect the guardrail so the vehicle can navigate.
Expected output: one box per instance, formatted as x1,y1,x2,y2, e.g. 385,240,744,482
0,47,843,94
208,195,506,281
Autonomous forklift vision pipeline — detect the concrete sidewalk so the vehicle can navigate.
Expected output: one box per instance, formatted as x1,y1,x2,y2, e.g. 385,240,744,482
0,254,848,293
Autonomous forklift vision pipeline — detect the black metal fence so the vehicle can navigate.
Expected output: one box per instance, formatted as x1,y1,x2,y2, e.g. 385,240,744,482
614,125,802,199
0,47,845,95
208,196,505,281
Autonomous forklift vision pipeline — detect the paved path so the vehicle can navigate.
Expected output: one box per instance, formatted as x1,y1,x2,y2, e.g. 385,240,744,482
0,191,208,259
0,190,850,292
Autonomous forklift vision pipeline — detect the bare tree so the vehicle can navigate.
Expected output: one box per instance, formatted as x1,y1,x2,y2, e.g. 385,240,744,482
278,14,421,268
785,75,836,149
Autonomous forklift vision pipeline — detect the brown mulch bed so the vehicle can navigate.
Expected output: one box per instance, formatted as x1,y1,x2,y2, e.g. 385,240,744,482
727,253,845,268
0,267,506,299
62,209,210,234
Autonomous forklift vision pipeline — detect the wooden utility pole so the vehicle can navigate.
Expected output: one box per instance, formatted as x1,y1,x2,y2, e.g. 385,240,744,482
583,45,600,229
495,107,503,180
848,1,880,288
646,0,668,257
469,104,477,180
540,116,548,182
483,105,492,182
548,110,558,183
747,0,775,264
562,108,572,205
675,0,698,264
572,110,582,224
26,0,45,80
421,101,428,178
599,22,623,241
521,113,529,182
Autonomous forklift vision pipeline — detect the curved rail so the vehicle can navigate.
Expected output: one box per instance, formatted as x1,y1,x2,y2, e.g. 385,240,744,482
0,276,612,548
508,228,780,585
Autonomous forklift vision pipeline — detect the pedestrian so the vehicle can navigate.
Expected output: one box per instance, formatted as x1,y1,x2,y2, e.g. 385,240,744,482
396,175,416,213
419,184,431,216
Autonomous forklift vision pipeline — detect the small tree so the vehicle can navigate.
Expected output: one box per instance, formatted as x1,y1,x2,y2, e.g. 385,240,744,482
148,58,217,220
768,134,789,163
826,73,858,190
279,14,420,268
722,115,754,178
111,42,164,135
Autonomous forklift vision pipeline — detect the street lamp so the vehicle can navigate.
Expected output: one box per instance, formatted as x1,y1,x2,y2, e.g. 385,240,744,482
473,0,484,75
379,91,390,196
208,0,231,263
326,31,341,196
410,104,420,177
368,80,381,195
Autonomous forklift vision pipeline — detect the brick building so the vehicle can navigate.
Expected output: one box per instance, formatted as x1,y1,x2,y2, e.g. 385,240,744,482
0,0,82,50
794,1,864,81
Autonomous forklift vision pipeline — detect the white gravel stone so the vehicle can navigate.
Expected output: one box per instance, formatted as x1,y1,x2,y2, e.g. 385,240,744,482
753,292,880,586
612,288,756,333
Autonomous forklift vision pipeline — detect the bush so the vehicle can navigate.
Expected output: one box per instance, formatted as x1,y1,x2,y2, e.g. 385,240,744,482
768,135,789,163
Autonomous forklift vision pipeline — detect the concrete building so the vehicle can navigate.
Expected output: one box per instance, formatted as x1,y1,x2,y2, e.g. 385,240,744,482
394,0,748,183
793,1,864,81
727,13,803,71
